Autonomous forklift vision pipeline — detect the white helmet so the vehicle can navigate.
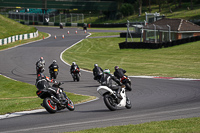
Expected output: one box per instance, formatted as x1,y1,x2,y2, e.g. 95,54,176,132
103,69,110,74
94,64,98,67
53,60,56,63
72,62,76,65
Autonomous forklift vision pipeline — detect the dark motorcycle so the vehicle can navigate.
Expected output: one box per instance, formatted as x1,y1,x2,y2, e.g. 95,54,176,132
36,82,75,113
71,66,80,82
94,72,103,83
120,75,132,91
49,66,58,79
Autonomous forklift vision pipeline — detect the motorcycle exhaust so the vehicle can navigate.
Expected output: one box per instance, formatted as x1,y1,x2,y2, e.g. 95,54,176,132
51,96,61,104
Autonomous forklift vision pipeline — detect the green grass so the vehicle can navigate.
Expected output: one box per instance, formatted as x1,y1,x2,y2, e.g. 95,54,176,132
0,14,36,39
62,36,200,79
69,117,200,133
0,75,94,115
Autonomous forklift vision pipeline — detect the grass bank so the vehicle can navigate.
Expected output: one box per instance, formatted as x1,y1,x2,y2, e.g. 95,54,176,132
0,14,36,39
0,75,94,115
62,35,200,79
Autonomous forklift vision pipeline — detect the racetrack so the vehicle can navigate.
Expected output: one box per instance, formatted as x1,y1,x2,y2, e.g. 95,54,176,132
0,26,200,133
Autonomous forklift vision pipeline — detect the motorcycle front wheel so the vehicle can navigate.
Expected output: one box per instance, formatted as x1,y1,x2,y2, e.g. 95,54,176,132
43,97,57,113
125,82,132,91
125,97,132,109
76,75,80,82
66,98,75,111
104,94,117,111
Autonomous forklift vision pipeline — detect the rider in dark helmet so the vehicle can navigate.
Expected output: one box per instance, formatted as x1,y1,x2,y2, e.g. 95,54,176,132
93,64,103,81
49,60,59,78
36,57,45,74
101,69,123,99
35,67,67,105
113,66,126,80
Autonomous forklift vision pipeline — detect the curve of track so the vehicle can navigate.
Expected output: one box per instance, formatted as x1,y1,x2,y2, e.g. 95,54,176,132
0,27,200,133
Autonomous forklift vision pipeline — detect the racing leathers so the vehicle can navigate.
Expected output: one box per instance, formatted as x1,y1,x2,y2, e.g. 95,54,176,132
35,73,65,103
93,66,103,81
114,68,126,79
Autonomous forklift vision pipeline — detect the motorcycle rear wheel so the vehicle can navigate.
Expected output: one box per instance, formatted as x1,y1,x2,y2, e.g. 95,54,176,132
66,98,75,111
104,94,117,111
43,97,57,113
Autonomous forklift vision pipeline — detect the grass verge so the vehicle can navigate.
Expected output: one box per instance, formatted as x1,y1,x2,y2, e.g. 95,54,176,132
69,117,200,133
0,75,94,115
62,36,200,79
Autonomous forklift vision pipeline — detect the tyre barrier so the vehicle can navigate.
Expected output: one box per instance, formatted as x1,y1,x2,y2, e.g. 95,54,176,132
119,36,200,49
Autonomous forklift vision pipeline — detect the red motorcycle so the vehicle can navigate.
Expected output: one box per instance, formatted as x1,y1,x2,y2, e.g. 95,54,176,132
120,75,132,91
71,66,80,82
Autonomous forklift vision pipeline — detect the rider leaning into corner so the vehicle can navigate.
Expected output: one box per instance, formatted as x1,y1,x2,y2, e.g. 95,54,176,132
35,67,67,105
100,69,123,99
93,64,103,80
113,66,126,79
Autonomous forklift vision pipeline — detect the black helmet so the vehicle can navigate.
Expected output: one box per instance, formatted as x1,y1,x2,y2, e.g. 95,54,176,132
114,66,119,70
94,64,98,67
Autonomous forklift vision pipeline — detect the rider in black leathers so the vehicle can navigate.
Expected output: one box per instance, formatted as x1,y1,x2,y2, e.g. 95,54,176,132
35,68,67,105
49,60,59,72
49,60,59,78
101,69,123,99
113,66,126,79
36,57,45,74
70,62,80,74
93,64,103,81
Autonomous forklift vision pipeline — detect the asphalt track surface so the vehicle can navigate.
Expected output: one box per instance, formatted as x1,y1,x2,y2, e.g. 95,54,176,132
0,27,200,133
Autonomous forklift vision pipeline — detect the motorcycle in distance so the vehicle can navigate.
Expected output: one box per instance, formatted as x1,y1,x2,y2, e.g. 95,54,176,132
36,82,75,113
120,75,132,91
49,66,58,79
71,66,80,82
97,85,131,111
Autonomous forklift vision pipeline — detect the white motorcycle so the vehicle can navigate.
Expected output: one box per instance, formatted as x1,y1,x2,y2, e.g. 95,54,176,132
97,85,131,111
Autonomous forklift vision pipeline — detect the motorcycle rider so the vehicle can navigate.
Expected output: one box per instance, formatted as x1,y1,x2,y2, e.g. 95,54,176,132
35,67,67,105
101,69,123,99
49,60,59,79
114,66,126,80
93,64,103,82
36,57,45,74
70,62,80,75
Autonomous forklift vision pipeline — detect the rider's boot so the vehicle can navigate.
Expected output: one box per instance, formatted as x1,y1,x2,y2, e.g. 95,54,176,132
116,88,123,99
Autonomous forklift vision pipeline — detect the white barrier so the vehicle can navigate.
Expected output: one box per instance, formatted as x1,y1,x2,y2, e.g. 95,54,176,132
0,30,38,45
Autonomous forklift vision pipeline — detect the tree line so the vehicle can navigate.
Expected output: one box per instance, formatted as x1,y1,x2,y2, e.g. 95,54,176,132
112,0,200,17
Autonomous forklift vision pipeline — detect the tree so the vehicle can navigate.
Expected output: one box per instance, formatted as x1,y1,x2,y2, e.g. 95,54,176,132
148,0,152,13
178,0,182,8
138,0,142,15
